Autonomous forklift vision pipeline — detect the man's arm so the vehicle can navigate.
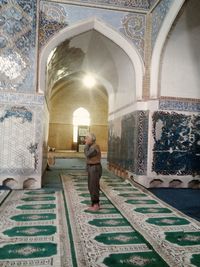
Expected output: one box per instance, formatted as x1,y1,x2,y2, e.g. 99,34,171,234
84,144,97,158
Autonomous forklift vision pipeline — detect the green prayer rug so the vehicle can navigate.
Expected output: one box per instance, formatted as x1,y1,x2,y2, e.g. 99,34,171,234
0,190,72,266
2,170,200,267
101,175,200,267
103,251,169,267
61,174,170,267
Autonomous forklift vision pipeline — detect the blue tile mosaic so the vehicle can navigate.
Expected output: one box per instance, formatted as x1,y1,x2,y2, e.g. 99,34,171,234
136,111,149,174
39,2,68,47
108,111,148,175
0,0,37,92
120,13,145,58
54,0,151,10
152,111,200,175
0,104,43,176
159,99,200,112
0,92,44,105
0,106,32,123
151,0,173,49
40,1,146,59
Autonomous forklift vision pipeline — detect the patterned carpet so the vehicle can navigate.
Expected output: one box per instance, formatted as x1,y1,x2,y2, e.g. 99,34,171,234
0,189,72,266
1,169,200,267
61,172,200,267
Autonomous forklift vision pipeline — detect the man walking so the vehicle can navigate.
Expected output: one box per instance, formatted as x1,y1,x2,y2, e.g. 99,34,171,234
84,133,102,211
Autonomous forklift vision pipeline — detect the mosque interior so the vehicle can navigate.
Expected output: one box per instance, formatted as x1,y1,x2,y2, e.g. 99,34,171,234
0,0,200,266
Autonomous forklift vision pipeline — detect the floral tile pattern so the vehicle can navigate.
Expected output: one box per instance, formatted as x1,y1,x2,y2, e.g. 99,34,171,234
0,0,37,92
152,111,200,175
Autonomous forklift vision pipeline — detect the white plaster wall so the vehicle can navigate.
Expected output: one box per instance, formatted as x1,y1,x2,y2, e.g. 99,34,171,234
82,31,136,112
160,0,200,99
69,30,136,113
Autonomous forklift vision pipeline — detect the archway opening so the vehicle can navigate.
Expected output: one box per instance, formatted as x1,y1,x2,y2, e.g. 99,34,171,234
45,27,137,153
73,107,90,143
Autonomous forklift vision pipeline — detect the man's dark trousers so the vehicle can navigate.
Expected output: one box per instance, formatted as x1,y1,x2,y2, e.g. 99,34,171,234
87,164,102,205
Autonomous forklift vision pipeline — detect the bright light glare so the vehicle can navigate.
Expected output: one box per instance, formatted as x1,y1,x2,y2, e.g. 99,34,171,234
83,74,96,88
73,108,90,142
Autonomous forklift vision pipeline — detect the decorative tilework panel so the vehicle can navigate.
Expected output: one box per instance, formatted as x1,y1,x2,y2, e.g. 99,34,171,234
108,111,148,175
40,1,146,59
152,111,200,175
136,111,149,174
0,104,43,176
151,0,174,49
0,92,44,105
120,13,145,58
49,0,151,10
39,2,68,47
159,99,200,112
0,0,37,92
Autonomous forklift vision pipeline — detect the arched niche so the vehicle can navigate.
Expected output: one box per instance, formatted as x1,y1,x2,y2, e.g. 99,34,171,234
39,17,144,102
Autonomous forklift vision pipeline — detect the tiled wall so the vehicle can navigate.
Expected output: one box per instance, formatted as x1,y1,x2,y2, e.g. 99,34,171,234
0,0,38,92
151,99,200,178
108,111,149,175
1,0,199,188
108,103,200,188
152,110,200,176
0,92,44,189
0,0,42,189
56,0,152,10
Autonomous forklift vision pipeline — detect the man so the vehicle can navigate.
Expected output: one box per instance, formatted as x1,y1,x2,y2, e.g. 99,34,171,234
84,133,102,211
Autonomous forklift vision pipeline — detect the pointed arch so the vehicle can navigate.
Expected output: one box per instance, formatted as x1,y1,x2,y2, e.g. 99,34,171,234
73,107,90,142
38,17,144,100
73,107,90,126
150,0,186,98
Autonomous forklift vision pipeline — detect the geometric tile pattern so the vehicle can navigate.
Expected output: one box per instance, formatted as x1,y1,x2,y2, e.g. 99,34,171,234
0,92,44,105
152,111,200,175
108,111,148,175
159,99,200,112
0,104,43,177
0,0,37,92
48,0,153,11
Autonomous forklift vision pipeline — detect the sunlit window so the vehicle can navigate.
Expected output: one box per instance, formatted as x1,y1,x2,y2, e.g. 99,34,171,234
73,108,90,142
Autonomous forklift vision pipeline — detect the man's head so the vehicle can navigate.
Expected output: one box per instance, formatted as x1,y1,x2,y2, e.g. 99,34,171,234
85,133,96,145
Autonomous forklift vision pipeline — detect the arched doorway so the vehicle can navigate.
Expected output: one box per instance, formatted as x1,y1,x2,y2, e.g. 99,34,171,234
73,107,90,143
39,18,144,164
